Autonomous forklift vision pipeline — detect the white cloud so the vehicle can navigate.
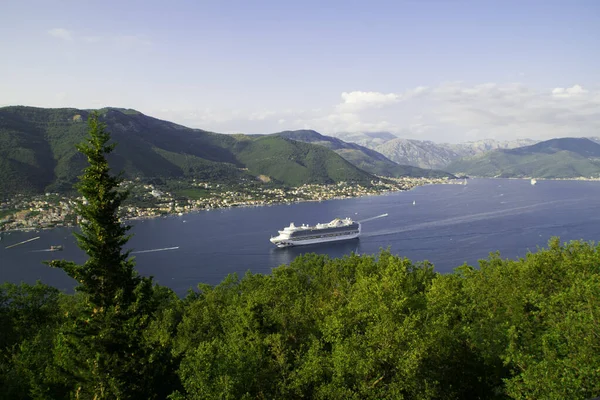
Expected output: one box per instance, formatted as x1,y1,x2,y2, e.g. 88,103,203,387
552,84,588,98
150,83,600,143
48,28,73,41
338,91,399,111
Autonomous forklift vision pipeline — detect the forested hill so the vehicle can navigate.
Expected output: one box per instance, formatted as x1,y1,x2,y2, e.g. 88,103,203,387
0,106,375,196
446,137,600,178
270,130,455,178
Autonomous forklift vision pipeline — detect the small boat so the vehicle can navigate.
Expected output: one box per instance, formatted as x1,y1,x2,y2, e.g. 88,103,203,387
49,245,63,251
531,178,537,185
412,200,416,205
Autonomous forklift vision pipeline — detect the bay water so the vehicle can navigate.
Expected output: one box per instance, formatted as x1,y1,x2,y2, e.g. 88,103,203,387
2,179,599,296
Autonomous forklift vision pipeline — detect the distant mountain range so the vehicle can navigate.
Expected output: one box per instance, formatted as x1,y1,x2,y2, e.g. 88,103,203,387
588,137,600,144
446,138,600,179
333,132,537,169
268,130,453,178
5,105,593,197
333,131,398,149
0,107,453,197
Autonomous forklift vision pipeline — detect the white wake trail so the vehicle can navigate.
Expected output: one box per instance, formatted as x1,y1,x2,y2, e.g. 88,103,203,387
131,246,180,254
363,199,580,238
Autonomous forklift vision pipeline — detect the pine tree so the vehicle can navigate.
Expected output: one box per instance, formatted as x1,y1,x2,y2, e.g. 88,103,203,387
47,112,169,399
50,112,140,308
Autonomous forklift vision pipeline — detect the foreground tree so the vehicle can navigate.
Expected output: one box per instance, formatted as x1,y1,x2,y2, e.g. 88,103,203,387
47,113,177,399
0,282,65,399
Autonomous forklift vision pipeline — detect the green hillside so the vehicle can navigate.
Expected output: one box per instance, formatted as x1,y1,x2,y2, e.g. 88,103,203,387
0,107,376,196
235,135,373,186
271,130,455,178
446,137,600,178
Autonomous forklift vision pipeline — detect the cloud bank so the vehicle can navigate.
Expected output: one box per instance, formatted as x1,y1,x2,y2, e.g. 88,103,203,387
154,82,599,143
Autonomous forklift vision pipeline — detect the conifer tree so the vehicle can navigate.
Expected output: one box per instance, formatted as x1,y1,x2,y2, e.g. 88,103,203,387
47,112,168,399
50,112,140,307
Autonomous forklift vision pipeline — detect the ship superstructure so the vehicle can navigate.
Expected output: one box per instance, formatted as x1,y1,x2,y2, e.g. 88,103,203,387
270,217,361,248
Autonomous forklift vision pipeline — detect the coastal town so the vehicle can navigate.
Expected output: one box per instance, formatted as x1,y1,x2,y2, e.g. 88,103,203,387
0,177,461,233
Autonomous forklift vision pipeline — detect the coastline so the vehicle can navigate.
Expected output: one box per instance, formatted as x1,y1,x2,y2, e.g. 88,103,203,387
0,178,462,234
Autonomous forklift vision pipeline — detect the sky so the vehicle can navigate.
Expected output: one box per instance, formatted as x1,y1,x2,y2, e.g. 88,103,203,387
1,0,599,143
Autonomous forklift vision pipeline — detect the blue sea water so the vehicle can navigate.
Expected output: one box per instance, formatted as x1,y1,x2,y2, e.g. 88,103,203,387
2,179,599,296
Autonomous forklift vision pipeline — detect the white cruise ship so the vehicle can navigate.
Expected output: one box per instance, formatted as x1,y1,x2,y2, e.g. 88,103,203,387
270,218,361,248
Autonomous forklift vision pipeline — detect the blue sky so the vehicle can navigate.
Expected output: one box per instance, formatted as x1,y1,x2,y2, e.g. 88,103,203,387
1,0,599,142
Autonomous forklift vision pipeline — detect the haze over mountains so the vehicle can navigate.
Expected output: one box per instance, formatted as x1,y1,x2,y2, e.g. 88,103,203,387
446,137,600,179
333,131,538,170
333,131,600,179
268,130,453,178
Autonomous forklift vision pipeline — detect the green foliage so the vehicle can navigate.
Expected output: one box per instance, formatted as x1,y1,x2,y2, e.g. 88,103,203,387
235,136,374,186
173,251,458,399
0,282,65,399
170,240,600,399
48,114,140,305
0,209,15,219
459,238,600,399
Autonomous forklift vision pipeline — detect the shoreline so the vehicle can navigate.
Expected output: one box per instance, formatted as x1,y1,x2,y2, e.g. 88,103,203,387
15,175,600,234
1,178,461,234
5,176,600,235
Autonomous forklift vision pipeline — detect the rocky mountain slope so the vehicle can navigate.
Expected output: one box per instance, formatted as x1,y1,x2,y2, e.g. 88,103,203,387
446,138,600,179
269,130,454,178
331,131,537,169
372,138,538,169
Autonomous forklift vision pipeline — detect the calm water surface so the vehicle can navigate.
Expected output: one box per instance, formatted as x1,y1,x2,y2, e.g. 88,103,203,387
2,179,599,295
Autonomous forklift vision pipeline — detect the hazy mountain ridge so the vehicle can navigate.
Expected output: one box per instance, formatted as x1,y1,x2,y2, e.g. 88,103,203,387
269,130,454,178
373,137,538,169
330,131,538,169
0,106,375,196
333,131,399,148
587,136,600,144
446,137,600,179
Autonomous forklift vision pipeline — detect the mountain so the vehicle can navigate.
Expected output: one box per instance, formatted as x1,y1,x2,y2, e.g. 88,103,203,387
588,137,600,145
332,131,398,148
446,138,600,178
371,138,538,169
270,130,454,178
0,106,375,196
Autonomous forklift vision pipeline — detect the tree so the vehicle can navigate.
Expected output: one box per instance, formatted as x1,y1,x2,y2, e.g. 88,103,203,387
47,112,175,399
49,113,139,307
0,282,65,400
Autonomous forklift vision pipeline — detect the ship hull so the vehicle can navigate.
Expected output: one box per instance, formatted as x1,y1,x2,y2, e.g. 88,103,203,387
271,232,360,248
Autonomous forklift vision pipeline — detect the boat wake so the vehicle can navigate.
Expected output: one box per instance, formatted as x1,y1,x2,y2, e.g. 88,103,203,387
5,236,40,249
358,213,388,223
363,199,580,239
131,246,180,254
